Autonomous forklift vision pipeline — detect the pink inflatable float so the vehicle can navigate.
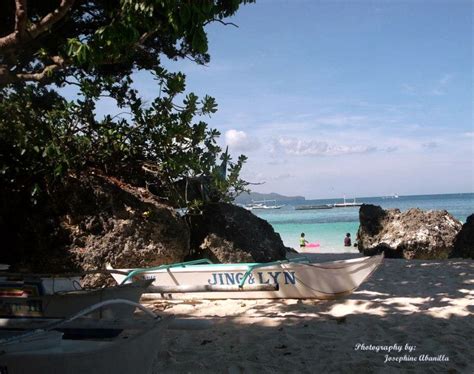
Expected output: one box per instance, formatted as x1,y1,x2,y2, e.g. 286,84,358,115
306,242,320,248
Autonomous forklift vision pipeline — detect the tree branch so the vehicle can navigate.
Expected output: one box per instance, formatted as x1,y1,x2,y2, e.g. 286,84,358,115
0,0,28,50
138,28,159,45
0,56,65,85
17,57,65,82
204,19,239,28
0,0,75,51
16,0,28,35
28,0,76,39
184,55,208,66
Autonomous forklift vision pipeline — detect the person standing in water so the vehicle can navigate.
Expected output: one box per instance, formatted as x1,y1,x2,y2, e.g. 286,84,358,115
344,233,352,247
300,233,309,248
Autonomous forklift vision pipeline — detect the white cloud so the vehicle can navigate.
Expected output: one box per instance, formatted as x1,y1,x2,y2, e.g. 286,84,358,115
439,74,454,85
401,83,416,95
267,158,289,166
225,129,260,152
401,74,455,97
430,73,454,96
422,142,438,149
268,173,294,181
431,88,445,96
464,132,474,138
314,115,368,126
271,136,377,157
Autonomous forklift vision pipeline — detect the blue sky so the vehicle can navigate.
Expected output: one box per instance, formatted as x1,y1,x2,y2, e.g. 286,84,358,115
116,1,472,199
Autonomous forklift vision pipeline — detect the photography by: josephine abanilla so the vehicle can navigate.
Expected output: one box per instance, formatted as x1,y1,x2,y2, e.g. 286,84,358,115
384,354,449,363
353,343,449,364
353,343,416,353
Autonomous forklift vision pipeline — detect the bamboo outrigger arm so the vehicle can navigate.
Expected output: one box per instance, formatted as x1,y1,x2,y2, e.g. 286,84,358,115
146,283,278,294
120,258,214,285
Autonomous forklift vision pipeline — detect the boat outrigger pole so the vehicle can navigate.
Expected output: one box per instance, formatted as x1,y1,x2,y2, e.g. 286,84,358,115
120,259,214,285
147,283,278,293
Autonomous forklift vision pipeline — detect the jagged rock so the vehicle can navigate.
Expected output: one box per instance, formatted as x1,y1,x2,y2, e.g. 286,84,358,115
0,172,190,286
187,203,290,263
59,173,190,286
357,204,462,259
451,214,474,258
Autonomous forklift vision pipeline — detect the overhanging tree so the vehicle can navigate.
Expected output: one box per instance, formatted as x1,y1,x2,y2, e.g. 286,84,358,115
0,0,252,205
0,0,250,84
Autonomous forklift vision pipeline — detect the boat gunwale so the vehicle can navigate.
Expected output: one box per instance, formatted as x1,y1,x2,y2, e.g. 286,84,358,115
117,255,383,274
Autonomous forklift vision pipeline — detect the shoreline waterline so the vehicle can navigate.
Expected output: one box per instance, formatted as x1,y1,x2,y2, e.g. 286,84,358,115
250,193,474,250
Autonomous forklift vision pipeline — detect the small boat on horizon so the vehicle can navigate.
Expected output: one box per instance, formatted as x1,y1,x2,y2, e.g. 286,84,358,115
244,199,284,210
333,196,363,208
381,193,399,199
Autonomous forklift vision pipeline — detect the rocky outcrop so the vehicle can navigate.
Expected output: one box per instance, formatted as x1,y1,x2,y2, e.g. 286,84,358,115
0,172,190,286
59,173,190,285
187,203,290,263
357,204,462,259
1,172,291,287
451,214,474,258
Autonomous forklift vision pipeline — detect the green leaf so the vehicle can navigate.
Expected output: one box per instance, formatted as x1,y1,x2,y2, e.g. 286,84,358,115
191,28,208,54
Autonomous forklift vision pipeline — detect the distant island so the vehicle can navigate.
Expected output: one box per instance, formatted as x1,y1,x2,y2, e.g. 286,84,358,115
234,192,306,205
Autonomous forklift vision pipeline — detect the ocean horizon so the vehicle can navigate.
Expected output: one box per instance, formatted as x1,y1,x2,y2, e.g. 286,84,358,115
250,192,474,253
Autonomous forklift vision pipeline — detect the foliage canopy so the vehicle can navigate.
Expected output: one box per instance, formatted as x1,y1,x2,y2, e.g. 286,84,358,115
0,0,253,207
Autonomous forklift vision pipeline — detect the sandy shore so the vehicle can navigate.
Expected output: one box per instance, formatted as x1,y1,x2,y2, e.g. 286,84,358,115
144,253,473,373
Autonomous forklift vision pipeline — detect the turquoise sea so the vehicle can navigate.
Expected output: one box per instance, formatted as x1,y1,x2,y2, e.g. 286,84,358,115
251,193,474,253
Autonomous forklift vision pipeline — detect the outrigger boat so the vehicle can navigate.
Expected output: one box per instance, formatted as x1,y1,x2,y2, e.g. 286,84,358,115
108,254,384,300
244,199,284,210
0,300,171,374
332,196,362,208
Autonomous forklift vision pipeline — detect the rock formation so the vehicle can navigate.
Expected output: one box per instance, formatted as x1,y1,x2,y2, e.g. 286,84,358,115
187,202,290,263
357,204,462,259
1,172,190,286
1,172,292,287
61,173,190,271
451,214,474,258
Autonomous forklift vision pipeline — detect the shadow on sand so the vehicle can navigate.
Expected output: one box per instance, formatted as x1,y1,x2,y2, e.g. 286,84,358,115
148,254,473,373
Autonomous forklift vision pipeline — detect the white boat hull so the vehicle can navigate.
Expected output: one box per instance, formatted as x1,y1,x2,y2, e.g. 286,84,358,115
111,255,383,300
0,280,152,318
0,317,170,374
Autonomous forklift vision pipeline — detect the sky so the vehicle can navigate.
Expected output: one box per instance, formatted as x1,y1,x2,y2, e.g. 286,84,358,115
111,0,473,199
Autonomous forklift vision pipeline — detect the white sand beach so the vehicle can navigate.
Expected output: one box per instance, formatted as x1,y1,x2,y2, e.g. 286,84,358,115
145,253,474,373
